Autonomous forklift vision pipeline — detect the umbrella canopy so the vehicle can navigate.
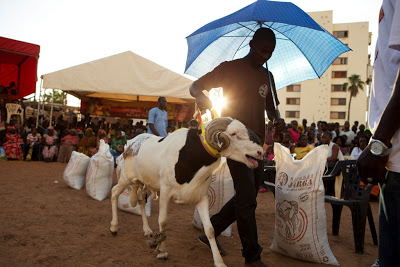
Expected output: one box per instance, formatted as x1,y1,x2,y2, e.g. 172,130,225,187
185,0,350,90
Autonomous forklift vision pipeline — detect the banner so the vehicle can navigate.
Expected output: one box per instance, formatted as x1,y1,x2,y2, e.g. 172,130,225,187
80,98,194,121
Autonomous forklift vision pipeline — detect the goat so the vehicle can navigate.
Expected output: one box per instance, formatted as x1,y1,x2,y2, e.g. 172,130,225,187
110,117,263,267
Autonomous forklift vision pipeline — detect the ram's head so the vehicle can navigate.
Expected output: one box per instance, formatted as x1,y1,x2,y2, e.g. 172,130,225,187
205,118,263,168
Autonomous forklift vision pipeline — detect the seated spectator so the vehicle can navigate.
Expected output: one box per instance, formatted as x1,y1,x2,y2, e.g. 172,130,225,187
288,120,301,143
292,134,314,160
58,129,80,163
364,128,373,139
77,128,96,156
264,121,275,146
307,128,318,147
3,126,23,160
25,127,41,161
89,129,108,157
42,126,58,162
264,132,283,162
110,130,127,165
320,131,344,163
358,124,365,134
333,135,350,156
133,128,143,138
321,131,344,196
339,121,356,146
350,135,369,160
282,132,294,151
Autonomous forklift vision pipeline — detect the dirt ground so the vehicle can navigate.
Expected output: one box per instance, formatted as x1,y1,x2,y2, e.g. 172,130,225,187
0,161,379,267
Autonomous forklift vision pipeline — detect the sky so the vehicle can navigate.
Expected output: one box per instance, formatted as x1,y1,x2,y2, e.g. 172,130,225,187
0,0,382,105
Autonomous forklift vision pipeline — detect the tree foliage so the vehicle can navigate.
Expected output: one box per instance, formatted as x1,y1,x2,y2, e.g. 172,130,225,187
44,90,67,105
343,74,364,121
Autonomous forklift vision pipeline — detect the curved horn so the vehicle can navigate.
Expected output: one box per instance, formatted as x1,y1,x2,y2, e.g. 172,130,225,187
205,118,233,151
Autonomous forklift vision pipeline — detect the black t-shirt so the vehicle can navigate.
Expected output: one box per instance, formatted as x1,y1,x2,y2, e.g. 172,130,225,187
197,59,279,141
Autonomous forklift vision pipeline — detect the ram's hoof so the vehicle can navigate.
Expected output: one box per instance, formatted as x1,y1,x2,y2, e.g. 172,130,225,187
110,230,118,236
144,229,153,237
156,251,168,260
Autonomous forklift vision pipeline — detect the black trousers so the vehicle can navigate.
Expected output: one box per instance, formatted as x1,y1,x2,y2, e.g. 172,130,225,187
210,158,264,262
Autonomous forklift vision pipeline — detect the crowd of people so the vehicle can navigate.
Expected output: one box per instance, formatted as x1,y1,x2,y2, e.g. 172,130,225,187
0,115,156,164
263,119,372,163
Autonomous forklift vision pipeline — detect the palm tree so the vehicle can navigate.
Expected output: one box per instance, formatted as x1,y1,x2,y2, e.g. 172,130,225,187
343,74,364,121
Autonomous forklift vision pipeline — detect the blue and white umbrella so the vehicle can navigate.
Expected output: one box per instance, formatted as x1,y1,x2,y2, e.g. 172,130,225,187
185,0,350,90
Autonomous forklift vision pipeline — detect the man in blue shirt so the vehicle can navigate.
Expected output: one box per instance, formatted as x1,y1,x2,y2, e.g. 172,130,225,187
147,97,168,137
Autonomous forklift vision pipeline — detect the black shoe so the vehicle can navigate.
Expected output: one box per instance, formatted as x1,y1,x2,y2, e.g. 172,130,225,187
198,235,227,256
244,259,267,267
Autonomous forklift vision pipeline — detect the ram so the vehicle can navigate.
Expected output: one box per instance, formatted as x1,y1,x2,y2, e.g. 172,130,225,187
110,117,263,267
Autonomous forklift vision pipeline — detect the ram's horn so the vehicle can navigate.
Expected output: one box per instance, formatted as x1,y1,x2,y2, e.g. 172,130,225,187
205,118,233,151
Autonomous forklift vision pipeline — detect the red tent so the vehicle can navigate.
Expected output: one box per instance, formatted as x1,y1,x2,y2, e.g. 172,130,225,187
0,36,40,98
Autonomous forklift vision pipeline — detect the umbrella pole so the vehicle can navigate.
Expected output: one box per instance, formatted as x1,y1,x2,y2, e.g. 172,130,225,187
265,62,280,119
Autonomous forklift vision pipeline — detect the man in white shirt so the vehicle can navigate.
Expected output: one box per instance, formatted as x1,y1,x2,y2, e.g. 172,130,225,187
147,97,168,137
339,121,355,146
357,1,400,266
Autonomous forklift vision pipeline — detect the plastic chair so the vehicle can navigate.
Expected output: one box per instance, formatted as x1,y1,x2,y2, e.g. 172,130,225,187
5,103,24,124
324,160,378,254
263,163,276,195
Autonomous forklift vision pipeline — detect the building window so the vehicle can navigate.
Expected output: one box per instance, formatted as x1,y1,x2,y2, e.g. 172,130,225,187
330,112,346,119
286,98,300,105
286,111,300,118
333,57,348,65
331,84,346,92
333,31,348,38
331,98,346,105
286,84,301,92
332,71,347,78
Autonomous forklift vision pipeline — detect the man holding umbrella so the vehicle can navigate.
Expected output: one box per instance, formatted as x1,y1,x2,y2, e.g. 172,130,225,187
190,27,281,267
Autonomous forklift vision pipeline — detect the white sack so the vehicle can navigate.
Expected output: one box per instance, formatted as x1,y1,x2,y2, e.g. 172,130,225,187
193,158,233,237
86,140,114,201
270,143,339,266
63,151,90,189
116,155,151,216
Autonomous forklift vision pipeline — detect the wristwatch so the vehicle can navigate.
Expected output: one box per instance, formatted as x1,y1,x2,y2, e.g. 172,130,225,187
367,138,390,157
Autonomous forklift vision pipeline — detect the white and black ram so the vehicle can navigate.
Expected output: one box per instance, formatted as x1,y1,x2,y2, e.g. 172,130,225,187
110,117,263,267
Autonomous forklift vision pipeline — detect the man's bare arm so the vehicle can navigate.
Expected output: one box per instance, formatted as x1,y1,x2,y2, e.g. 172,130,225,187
357,67,400,181
190,81,213,111
149,124,160,136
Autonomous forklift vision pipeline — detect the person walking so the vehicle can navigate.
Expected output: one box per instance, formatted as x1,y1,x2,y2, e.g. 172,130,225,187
357,1,400,266
147,97,168,137
190,27,283,267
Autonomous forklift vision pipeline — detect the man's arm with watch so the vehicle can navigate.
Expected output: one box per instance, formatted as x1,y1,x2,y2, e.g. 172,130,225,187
357,67,400,183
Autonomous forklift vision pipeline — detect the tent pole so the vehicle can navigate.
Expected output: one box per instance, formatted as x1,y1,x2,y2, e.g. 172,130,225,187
36,77,43,128
49,89,54,127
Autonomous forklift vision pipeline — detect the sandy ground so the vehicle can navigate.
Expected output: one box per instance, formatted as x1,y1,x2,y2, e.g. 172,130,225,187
0,161,379,267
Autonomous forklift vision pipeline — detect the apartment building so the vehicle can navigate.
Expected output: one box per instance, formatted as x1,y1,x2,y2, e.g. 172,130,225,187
276,11,372,126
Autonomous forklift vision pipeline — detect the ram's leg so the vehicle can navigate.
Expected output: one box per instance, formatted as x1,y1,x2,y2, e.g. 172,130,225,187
129,184,139,208
110,181,129,235
155,191,170,260
138,192,152,237
197,195,226,267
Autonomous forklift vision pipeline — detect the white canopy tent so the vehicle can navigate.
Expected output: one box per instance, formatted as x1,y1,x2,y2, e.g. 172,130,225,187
41,51,195,104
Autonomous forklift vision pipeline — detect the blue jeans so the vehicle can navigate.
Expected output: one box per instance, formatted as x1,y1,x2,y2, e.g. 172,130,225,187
378,170,400,267
210,158,263,262
109,149,121,167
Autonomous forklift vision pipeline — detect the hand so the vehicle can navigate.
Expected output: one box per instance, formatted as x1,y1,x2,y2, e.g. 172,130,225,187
196,94,213,112
273,118,285,133
357,148,389,184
